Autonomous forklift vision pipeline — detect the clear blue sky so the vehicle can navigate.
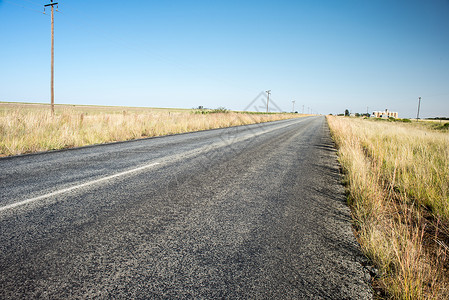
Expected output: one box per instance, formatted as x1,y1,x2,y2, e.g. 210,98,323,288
1,0,448,117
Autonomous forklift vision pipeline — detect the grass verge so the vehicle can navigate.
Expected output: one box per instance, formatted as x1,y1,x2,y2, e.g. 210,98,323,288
327,116,449,299
0,102,306,157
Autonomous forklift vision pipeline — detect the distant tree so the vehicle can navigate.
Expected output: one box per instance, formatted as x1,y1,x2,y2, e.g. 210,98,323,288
211,107,229,113
355,113,360,117
345,109,350,117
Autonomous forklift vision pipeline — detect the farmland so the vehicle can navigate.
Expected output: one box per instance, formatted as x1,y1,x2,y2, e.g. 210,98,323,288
0,102,305,157
327,116,449,299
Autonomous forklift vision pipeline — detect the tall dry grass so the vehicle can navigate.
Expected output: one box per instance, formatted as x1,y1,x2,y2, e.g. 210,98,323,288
327,116,449,299
0,104,303,156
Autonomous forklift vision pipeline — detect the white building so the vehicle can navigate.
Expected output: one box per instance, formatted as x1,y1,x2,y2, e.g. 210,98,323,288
372,109,398,119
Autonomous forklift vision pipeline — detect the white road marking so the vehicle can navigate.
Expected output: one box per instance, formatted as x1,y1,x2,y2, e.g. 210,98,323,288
0,162,160,212
1,118,308,213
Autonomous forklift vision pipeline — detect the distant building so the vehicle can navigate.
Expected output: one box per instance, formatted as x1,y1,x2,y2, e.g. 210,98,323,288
372,109,398,119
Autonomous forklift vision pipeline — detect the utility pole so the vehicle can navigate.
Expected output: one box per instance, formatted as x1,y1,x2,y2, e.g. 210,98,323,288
416,97,421,120
265,90,271,113
302,105,304,114
292,100,295,113
45,0,58,116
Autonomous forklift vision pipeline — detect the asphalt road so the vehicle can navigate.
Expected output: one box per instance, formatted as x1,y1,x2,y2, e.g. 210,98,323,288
0,116,372,299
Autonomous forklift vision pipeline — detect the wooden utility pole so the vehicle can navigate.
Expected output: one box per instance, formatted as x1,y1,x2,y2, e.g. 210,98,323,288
265,90,271,113
45,1,58,116
416,97,422,120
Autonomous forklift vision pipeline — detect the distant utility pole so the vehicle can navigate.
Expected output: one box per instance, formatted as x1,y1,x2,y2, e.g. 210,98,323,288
292,100,295,113
45,0,58,116
302,105,304,114
416,97,422,120
265,90,271,113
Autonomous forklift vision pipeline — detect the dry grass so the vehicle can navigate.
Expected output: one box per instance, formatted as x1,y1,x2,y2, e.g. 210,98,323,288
0,102,305,156
327,116,449,299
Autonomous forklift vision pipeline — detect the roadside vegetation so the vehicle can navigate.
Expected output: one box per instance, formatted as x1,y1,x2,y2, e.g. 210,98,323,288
327,116,449,299
0,102,304,157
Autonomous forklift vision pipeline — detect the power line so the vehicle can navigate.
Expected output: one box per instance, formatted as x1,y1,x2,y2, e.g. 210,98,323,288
7,1,295,111
19,0,42,8
4,0,47,15
38,4,286,111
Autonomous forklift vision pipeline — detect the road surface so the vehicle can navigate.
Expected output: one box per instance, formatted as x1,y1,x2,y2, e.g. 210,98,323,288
0,116,372,299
